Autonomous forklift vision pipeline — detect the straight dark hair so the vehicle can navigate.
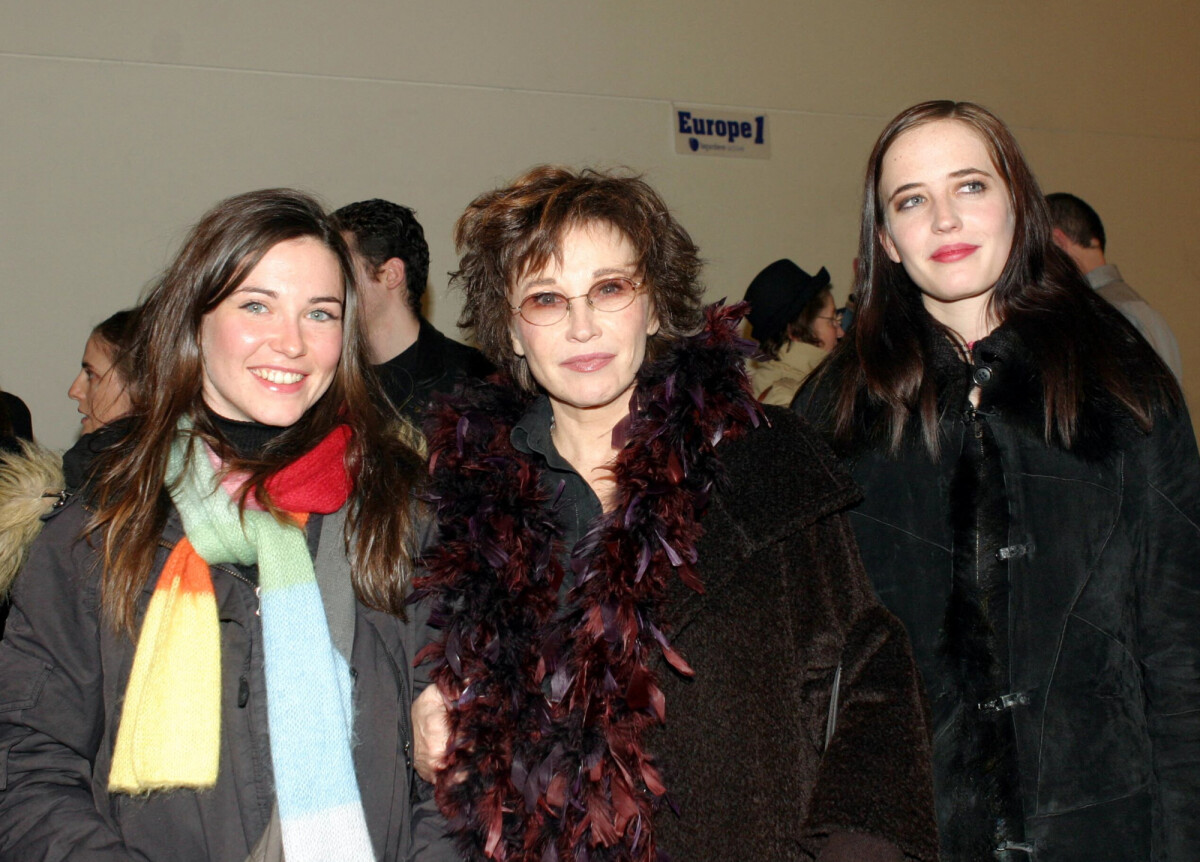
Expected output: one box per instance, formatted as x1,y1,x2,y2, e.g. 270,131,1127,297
88,189,424,632
812,100,1177,457
91,307,143,407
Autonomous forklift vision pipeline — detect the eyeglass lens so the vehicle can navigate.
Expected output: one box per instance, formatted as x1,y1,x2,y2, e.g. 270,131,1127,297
517,277,639,325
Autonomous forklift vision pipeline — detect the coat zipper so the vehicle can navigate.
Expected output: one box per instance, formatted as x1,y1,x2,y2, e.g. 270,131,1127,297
157,537,262,615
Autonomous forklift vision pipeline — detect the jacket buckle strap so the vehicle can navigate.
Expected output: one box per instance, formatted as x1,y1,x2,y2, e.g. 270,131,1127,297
42,490,70,509
979,691,1030,713
994,840,1036,859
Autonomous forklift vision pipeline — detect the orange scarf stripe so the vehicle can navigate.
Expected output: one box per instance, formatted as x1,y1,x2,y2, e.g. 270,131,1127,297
160,540,218,596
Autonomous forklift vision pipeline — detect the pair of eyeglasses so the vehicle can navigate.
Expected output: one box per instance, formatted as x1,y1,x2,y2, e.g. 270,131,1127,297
511,277,644,326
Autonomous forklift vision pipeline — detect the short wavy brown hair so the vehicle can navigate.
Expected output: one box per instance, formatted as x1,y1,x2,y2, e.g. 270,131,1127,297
452,165,705,391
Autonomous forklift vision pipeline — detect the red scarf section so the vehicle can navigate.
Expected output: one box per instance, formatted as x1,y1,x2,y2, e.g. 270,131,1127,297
263,424,353,513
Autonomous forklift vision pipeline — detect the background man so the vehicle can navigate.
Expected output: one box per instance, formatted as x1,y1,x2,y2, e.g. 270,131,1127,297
1047,192,1182,381
334,199,493,418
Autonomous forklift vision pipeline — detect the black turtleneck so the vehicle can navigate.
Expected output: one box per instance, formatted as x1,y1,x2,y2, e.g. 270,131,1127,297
204,406,289,460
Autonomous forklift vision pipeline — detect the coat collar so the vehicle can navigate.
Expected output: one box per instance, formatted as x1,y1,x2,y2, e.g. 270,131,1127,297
923,313,1127,460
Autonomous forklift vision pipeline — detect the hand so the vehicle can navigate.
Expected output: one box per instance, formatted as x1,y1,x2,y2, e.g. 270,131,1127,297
411,684,450,783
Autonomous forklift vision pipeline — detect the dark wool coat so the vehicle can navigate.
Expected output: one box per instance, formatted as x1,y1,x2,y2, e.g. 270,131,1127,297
651,407,936,861
796,315,1200,861
417,310,938,862
0,501,452,862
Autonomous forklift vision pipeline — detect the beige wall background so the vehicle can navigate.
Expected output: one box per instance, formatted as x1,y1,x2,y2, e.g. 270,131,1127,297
3,1,1198,450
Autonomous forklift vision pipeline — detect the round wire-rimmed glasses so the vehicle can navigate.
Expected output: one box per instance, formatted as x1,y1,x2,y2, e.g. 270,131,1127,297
511,277,644,326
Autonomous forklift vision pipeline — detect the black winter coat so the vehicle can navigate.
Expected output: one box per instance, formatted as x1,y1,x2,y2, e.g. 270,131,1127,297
0,500,452,862
797,319,1200,860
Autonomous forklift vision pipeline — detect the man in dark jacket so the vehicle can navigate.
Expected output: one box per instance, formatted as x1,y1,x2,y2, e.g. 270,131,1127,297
333,199,492,420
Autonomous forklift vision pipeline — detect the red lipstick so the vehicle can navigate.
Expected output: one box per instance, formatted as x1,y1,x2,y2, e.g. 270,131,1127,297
931,244,979,263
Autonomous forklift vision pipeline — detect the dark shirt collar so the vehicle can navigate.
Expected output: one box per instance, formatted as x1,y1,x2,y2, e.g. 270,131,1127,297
510,395,604,570
377,317,446,381
510,394,577,474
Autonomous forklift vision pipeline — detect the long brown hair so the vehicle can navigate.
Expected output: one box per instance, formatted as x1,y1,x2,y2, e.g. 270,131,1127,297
813,100,1177,457
89,189,423,632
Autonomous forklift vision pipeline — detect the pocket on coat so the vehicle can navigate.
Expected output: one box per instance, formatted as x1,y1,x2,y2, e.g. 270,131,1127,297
0,648,52,712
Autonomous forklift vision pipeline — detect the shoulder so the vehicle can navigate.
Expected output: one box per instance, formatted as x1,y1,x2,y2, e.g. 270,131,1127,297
713,406,861,539
421,321,495,380
6,495,101,611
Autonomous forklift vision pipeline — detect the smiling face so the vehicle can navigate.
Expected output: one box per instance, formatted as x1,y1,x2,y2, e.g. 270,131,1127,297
877,119,1015,338
509,221,660,426
68,333,133,434
198,237,345,426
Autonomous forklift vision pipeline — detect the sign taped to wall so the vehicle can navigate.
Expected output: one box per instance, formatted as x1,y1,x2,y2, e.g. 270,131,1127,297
672,104,770,159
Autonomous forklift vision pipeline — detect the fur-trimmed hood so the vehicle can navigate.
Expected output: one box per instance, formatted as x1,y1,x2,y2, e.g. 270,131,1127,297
0,440,65,596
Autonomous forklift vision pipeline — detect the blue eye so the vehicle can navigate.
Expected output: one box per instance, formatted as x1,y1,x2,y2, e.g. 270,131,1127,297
896,195,924,212
962,180,986,194
241,301,267,313
529,292,567,308
308,308,340,322
592,278,631,298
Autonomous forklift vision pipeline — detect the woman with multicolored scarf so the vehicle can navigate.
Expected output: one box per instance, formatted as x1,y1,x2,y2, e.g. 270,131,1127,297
0,190,455,861
412,166,937,861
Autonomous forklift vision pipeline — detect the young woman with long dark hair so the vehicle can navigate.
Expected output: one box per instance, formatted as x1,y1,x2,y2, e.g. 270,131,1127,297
796,101,1200,861
0,189,452,861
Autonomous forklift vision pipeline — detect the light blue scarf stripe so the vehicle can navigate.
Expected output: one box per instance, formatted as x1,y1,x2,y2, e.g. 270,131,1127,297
255,525,373,861
259,583,362,817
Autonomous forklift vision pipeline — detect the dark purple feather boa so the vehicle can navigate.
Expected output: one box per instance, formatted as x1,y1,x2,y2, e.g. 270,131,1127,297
413,303,763,861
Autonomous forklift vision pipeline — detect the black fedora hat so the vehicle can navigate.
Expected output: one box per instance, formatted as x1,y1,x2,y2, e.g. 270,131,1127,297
743,259,831,343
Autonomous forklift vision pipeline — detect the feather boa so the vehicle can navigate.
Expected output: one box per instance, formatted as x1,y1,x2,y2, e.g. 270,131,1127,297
415,303,763,861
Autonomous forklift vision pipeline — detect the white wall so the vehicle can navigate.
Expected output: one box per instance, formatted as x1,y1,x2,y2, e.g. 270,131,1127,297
3,1,1197,449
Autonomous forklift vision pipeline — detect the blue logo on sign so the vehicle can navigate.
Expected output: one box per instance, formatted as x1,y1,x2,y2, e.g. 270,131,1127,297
689,138,699,152
677,111,765,145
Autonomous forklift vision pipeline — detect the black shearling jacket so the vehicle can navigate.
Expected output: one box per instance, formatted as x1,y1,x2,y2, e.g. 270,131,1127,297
797,316,1200,861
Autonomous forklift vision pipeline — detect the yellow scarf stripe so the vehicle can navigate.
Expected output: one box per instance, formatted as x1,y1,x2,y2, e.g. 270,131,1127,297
109,539,221,792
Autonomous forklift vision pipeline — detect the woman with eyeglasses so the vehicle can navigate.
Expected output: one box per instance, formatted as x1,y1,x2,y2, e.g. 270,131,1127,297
410,166,937,861
796,101,1200,860
0,189,454,861
743,259,844,406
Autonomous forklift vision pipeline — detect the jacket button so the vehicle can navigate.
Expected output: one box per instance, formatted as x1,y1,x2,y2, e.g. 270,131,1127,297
972,366,994,385
997,543,1028,561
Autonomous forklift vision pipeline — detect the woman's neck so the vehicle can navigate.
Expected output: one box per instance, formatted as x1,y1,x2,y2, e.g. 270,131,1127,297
922,293,998,346
547,390,635,512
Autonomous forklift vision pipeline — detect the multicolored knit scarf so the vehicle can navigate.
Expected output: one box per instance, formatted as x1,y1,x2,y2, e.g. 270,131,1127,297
110,422,375,862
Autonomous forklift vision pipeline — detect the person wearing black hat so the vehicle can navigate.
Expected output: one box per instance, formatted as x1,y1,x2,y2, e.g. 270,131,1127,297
743,258,843,406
